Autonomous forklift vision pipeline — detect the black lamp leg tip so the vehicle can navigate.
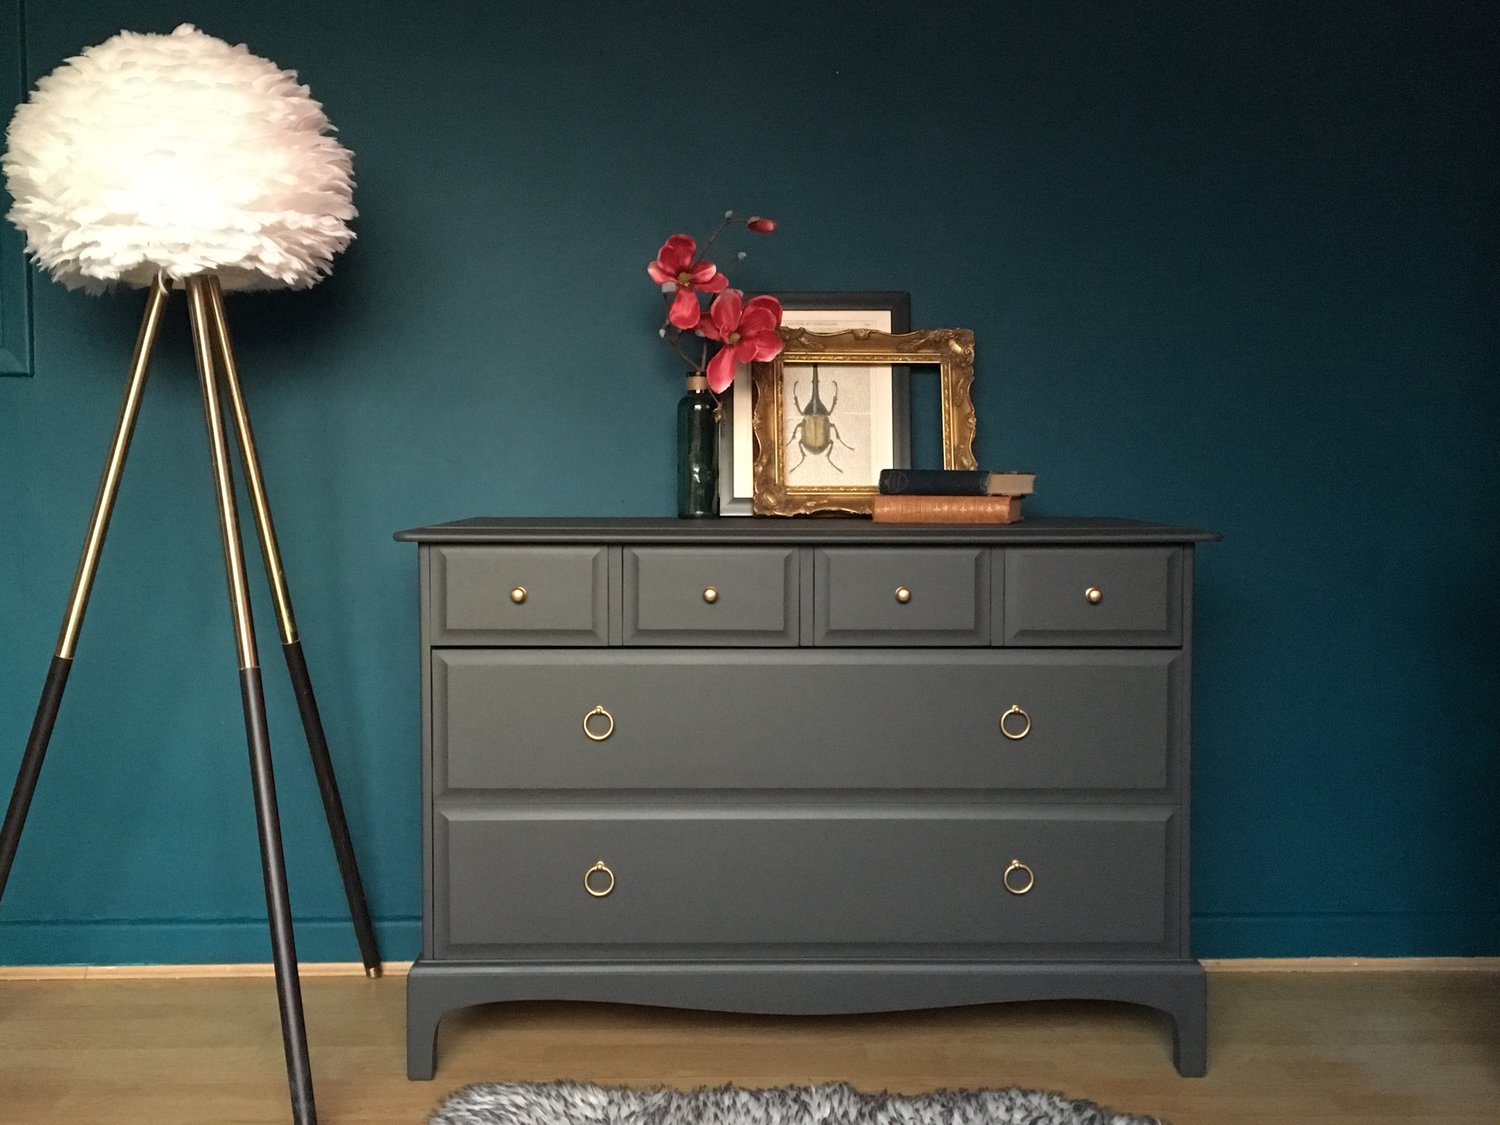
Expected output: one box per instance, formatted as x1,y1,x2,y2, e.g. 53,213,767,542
239,666,317,1125
282,639,383,974
0,656,74,902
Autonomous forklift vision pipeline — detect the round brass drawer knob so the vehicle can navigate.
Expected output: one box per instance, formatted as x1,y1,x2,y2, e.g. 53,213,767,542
510,586,527,605
584,860,616,898
894,586,912,604
1003,859,1035,896
582,705,615,742
1085,586,1103,605
999,704,1032,740
703,587,719,604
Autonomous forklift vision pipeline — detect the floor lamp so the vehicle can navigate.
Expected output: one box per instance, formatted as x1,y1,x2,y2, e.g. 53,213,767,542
2,26,379,1125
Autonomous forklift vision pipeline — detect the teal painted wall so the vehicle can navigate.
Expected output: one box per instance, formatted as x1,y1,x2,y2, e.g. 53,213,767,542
0,1,1496,964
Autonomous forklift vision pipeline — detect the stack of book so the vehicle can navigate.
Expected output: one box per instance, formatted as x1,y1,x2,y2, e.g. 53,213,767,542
872,469,1034,524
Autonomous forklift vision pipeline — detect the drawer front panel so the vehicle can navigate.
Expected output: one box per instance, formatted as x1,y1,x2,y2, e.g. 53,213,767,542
434,650,1176,792
814,548,989,645
1001,547,1181,647
440,807,1171,952
624,547,798,646
432,546,609,646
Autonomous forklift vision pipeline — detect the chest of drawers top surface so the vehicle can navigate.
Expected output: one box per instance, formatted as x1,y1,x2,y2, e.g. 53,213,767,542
395,515,1219,546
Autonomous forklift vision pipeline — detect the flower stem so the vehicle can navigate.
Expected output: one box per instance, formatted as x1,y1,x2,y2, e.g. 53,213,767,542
698,215,738,263
661,326,701,372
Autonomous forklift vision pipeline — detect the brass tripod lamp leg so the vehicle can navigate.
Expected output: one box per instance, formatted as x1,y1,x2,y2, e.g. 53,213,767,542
0,274,172,903
202,274,384,978
187,275,317,1125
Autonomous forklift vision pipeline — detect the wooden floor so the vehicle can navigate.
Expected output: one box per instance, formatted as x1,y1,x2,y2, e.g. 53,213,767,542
1,969,1497,1123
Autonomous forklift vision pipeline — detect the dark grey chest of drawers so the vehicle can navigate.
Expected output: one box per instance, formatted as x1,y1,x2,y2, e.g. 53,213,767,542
395,517,1218,1080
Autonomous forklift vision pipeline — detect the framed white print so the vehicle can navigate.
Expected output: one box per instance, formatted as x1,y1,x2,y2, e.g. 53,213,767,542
719,292,911,515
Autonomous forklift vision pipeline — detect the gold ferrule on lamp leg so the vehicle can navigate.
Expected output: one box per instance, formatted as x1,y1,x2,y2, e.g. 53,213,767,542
187,276,259,672
56,273,173,661
203,276,299,645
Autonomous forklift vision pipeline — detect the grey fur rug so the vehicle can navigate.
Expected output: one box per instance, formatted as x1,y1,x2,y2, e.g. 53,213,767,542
428,1080,1159,1125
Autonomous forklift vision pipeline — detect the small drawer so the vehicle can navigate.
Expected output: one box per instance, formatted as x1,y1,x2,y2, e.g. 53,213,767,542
814,548,989,645
429,545,609,646
438,807,1171,955
1000,547,1181,647
623,547,798,645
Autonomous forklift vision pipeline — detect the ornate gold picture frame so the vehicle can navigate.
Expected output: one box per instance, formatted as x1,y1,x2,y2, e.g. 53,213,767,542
721,293,911,515
751,327,977,516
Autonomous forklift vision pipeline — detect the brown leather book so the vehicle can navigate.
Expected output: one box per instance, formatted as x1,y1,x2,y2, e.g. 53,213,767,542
870,493,1022,524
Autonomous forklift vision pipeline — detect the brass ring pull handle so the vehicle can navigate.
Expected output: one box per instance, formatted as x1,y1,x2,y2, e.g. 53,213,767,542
999,704,1031,741
1003,859,1035,895
894,586,912,604
582,705,615,742
703,587,719,604
510,586,527,604
1085,586,1103,605
583,860,616,898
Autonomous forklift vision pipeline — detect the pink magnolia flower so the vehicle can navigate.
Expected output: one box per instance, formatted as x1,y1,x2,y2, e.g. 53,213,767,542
698,291,785,393
746,216,776,232
648,234,729,329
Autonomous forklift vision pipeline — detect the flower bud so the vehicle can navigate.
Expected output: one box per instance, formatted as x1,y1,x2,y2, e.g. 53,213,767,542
747,217,776,232
724,210,735,219
737,251,747,260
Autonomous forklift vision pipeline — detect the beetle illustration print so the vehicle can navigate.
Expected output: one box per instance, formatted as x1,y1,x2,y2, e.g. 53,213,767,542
786,364,856,475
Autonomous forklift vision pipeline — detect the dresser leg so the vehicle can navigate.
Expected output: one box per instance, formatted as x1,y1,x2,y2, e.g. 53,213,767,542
1166,966,1209,1077
406,970,443,1081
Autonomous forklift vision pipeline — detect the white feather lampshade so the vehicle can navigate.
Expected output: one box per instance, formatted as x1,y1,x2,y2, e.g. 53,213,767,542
3,23,355,293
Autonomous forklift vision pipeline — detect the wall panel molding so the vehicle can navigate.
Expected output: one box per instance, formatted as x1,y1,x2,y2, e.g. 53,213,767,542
0,0,32,376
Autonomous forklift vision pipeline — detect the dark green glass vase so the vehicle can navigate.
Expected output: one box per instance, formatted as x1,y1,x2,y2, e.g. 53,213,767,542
676,373,720,518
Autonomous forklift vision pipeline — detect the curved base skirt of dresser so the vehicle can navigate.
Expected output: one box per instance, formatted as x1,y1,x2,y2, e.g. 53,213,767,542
405,958,1208,1081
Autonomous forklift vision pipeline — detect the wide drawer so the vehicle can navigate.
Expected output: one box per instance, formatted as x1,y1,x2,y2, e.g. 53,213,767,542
814,547,990,645
1001,547,1181,646
623,547,798,645
433,650,1178,791
429,546,609,645
439,806,1172,953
